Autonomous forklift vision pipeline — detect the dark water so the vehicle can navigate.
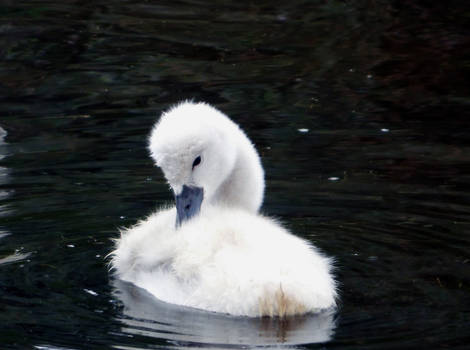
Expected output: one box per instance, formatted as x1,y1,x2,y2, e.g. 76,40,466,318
1,1,469,349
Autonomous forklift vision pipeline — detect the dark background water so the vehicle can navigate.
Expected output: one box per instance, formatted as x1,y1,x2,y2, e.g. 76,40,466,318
1,1,469,349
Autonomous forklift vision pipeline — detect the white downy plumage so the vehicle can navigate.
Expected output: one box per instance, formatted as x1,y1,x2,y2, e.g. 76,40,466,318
110,101,336,317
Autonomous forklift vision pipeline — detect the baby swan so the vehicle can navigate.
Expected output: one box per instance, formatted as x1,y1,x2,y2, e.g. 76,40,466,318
110,102,336,317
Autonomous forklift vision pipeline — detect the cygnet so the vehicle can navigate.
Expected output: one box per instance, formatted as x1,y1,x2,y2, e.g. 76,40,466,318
110,101,336,317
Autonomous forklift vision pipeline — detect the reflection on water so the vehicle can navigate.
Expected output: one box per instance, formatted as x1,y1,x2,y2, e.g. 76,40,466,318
0,251,31,266
0,127,30,267
0,126,10,205
0,0,469,349
113,280,335,348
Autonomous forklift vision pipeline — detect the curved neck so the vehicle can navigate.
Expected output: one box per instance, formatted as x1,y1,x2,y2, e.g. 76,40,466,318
210,137,264,213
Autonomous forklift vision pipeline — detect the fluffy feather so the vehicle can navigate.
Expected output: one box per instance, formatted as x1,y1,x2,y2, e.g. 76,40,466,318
110,101,336,317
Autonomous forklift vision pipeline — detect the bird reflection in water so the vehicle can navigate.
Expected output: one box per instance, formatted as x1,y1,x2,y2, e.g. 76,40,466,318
112,279,336,349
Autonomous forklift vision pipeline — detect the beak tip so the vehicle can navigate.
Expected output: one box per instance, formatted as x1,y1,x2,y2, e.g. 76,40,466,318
175,185,204,227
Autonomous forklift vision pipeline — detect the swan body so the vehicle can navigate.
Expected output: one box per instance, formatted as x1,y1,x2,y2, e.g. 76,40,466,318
110,102,336,317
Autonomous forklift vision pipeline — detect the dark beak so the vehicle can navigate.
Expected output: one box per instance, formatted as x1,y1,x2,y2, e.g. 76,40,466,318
175,185,204,227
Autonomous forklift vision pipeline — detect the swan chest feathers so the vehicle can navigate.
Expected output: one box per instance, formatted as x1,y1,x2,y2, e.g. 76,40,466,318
110,102,337,317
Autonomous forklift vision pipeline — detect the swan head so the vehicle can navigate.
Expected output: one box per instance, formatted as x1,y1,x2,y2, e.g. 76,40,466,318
148,101,264,225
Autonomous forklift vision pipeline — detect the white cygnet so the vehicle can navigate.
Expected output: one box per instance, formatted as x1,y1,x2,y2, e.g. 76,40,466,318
110,101,337,317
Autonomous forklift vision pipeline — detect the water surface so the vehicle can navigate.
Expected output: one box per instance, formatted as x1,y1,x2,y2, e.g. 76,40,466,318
0,1,469,349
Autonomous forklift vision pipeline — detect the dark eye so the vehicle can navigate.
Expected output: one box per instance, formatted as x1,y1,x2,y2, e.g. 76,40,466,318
192,156,201,169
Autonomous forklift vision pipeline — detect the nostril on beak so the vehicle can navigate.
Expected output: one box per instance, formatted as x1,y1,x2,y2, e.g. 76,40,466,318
175,185,204,228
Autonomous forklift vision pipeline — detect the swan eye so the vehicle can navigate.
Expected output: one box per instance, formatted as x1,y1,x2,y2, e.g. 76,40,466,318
192,156,201,169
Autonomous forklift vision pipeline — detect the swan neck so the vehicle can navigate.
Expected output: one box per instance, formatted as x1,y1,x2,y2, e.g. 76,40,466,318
210,137,264,213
